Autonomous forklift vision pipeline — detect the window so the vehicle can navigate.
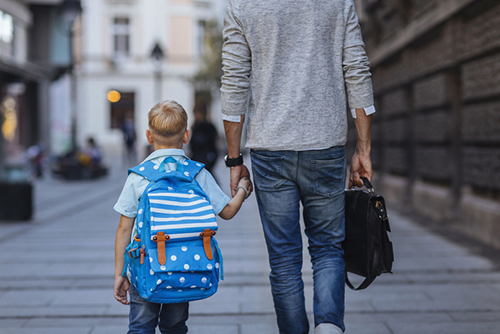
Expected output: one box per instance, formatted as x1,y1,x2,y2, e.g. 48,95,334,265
0,11,14,57
112,17,130,58
195,20,205,57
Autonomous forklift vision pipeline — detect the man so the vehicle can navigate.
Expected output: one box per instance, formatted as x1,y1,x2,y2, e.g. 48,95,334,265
221,1,375,333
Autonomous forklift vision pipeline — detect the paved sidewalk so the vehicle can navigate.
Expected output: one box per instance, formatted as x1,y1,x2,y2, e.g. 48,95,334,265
0,160,499,334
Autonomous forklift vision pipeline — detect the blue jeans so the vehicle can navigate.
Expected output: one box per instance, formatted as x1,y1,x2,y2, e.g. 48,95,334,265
251,147,346,334
128,285,189,334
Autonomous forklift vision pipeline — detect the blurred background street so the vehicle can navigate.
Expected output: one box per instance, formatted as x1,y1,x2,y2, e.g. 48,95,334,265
1,0,500,333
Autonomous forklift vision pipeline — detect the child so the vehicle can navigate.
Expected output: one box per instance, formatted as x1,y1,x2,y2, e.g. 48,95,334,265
113,100,250,334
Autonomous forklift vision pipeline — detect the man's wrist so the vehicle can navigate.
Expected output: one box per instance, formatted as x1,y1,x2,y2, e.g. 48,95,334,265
225,154,243,167
355,141,371,155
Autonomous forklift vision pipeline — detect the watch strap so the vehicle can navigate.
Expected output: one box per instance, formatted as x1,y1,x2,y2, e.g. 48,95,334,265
225,154,243,167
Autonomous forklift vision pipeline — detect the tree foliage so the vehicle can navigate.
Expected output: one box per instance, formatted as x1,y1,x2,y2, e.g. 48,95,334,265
191,20,224,101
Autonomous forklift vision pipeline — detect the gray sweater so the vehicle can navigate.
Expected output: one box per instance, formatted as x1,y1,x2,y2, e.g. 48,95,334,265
221,0,374,151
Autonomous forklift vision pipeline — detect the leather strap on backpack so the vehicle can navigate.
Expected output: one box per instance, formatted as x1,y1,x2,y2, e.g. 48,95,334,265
153,232,170,265
200,229,216,260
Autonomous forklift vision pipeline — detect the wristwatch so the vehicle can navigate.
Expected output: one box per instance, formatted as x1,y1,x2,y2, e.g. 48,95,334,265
224,154,243,167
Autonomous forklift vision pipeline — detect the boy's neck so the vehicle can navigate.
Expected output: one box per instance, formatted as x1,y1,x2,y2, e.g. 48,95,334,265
154,144,183,151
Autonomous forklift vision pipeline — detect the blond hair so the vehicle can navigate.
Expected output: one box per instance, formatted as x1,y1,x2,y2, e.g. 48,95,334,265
148,100,188,146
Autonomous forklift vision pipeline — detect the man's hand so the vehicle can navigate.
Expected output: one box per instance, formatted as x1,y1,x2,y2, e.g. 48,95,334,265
349,151,373,188
230,164,253,197
114,275,130,305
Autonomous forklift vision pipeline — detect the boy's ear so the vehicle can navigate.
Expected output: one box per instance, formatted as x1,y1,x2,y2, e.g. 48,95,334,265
183,129,190,144
146,130,154,145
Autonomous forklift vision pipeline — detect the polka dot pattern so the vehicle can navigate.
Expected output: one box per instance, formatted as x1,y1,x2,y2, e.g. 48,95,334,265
207,264,213,270
184,264,190,270
160,265,166,271
139,167,145,171
171,255,177,261
201,277,207,284
194,254,200,261
153,165,159,170
181,246,187,252
179,277,185,283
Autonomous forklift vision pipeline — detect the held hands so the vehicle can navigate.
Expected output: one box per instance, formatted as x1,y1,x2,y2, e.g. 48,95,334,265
230,164,253,197
349,151,373,188
114,275,130,305
237,177,251,199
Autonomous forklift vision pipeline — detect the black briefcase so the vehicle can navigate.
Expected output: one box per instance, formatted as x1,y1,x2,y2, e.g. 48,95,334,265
343,177,393,290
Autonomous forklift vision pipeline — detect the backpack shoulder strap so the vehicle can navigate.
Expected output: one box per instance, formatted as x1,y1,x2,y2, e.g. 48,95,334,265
182,159,205,179
128,161,159,181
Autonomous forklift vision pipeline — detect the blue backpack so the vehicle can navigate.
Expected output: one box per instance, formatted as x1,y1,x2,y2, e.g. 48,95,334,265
123,157,223,304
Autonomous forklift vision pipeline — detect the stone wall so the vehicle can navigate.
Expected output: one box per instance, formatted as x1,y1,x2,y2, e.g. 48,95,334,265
351,0,500,249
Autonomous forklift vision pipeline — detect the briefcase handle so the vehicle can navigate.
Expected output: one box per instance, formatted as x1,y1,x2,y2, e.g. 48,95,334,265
351,177,376,195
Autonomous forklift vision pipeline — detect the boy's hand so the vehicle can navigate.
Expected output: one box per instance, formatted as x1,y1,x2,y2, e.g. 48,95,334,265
237,177,252,197
114,276,130,305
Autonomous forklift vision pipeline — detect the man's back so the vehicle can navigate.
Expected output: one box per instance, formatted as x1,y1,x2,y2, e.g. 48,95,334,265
221,0,373,151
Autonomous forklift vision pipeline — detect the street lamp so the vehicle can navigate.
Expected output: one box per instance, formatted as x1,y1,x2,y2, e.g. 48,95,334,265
150,42,165,102
59,0,82,152
61,0,82,26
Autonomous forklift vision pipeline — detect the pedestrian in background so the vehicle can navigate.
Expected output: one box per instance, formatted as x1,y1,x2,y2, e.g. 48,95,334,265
221,0,375,333
189,108,219,173
122,111,137,166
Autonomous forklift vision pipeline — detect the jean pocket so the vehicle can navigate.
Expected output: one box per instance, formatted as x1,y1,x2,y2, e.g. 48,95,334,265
311,156,346,197
251,151,286,190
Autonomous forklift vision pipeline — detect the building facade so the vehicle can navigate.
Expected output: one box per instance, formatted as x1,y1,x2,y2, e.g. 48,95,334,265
351,0,500,249
77,0,223,159
0,0,73,166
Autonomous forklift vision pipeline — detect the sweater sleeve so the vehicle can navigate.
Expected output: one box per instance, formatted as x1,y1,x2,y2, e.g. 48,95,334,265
342,1,375,110
220,0,251,117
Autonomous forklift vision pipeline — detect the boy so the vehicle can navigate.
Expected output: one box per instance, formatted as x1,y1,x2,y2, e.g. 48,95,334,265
113,100,250,334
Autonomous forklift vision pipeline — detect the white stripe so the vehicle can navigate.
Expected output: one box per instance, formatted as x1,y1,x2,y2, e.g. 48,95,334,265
151,222,218,231
151,205,213,215
150,232,203,240
150,199,208,207
152,213,216,222
149,193,199,199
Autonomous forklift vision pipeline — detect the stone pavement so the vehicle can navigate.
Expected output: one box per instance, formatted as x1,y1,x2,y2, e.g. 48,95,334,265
0,160,500,334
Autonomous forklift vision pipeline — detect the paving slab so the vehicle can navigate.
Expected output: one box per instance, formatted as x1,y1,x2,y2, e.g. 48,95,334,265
0,329,92,334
